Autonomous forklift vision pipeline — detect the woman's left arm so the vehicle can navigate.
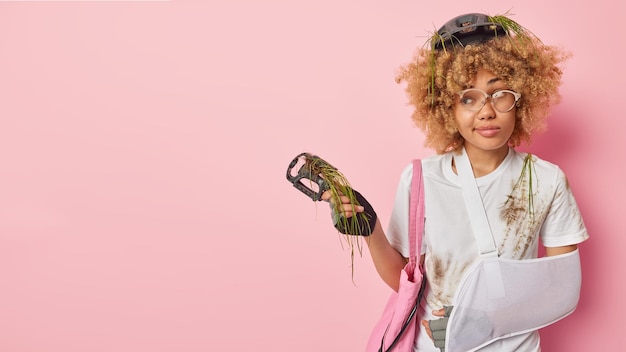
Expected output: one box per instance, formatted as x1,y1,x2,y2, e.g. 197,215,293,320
545,244,578,256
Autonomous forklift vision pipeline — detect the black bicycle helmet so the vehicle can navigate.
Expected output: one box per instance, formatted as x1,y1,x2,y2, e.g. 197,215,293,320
432,13,507,50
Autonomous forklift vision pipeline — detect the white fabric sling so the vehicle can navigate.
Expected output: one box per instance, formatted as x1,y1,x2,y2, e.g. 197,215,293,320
445,148,582,352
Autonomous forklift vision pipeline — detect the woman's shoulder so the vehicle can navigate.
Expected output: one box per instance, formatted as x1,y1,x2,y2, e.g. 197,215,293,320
510,149,567,185
414,152,457,186
513,150,562,172
397,153,450,187
420,151,452,170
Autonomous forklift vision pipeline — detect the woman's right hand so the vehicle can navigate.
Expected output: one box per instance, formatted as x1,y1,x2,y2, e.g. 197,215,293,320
321,189,377,236
322,189,408,291
321,190,364,217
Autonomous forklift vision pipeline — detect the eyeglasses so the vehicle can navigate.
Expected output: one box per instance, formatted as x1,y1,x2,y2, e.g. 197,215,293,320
456,88,521,113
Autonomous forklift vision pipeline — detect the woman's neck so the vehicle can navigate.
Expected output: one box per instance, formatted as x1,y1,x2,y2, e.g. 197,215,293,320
459,145,510,177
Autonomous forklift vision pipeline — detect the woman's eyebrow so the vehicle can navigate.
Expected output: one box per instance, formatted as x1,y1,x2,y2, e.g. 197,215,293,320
467,77,502,89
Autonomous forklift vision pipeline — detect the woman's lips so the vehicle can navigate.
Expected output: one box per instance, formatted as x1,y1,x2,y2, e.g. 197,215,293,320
474,126,500,137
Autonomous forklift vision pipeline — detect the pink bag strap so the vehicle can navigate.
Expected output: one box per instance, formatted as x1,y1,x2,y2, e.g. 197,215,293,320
408,159,424,266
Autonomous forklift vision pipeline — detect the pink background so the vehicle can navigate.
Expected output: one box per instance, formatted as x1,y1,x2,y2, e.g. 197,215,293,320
0,1,622,351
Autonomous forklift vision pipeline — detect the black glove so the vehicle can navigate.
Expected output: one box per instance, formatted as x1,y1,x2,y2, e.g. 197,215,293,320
428,306,453,352
331,190,377,236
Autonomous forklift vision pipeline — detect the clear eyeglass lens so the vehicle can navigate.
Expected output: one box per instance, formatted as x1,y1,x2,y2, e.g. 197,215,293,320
459,89,517,112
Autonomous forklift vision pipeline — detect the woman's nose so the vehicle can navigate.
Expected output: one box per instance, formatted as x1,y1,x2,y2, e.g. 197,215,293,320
478,99,496,120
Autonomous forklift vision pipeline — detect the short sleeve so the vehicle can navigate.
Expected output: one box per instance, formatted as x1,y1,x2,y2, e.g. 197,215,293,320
540,168,589,247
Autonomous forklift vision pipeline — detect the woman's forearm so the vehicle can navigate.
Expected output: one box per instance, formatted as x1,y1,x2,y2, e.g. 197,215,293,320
366,219,409,292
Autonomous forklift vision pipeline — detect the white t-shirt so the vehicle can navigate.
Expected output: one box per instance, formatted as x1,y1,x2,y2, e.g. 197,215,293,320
386,148,589,351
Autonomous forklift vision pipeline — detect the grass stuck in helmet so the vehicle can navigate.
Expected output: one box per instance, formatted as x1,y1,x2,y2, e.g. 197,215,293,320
432,13,507,50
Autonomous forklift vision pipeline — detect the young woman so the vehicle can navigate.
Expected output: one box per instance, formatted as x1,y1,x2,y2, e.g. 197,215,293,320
323,12,588,351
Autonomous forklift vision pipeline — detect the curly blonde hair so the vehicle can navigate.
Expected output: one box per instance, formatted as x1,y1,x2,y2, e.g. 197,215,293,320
396,34,570,153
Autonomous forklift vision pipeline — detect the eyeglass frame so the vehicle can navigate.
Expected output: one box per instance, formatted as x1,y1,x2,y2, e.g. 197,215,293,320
455,88,522,113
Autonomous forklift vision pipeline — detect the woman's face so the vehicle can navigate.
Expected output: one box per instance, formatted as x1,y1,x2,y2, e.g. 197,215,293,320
453,68,517,156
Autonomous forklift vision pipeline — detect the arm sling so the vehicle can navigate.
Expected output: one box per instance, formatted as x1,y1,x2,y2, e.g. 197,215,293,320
445,148,582,352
